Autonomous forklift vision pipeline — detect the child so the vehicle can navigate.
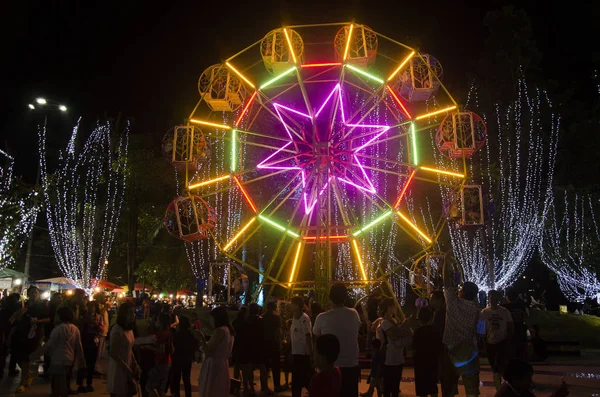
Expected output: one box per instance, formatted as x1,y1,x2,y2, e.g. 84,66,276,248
31,307,85,397
361,338,384,397
145,312,172,397
308,333,341,397
412,306,440,397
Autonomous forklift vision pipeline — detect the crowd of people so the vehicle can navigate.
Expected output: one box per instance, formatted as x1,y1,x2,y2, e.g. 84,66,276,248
0,259,570,397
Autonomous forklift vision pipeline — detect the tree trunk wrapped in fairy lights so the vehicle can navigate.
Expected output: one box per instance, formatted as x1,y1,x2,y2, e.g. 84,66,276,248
38,120,128,291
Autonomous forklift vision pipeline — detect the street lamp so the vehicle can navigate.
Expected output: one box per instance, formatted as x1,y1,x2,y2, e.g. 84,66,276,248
23,96,69,282
28,97,67,112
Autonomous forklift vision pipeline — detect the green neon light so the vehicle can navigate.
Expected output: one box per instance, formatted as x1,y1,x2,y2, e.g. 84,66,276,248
345,64,384,84
260,66,297,90
231,129,237,172
258,214,300,238
411,122,418,165
352,210,393,236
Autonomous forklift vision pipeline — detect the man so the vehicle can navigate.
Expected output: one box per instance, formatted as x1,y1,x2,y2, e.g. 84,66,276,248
263,301,284,392
443,257,482,397
503,289,528,361
430,290,459,397
313,283,361,397
482,290,514,390
289,296,313,397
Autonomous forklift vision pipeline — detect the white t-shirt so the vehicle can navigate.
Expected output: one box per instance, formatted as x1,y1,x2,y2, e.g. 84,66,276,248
313,307,361,367
377,318,410,366
481,306,513,344
290,313,312,355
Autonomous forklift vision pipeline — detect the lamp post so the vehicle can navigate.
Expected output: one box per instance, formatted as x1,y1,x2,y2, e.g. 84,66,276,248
23,97,68,282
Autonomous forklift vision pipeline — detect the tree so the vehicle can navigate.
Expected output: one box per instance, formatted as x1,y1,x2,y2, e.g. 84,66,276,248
39,120,128,290
434,79,559,291
0,149,39,269
540,191,600,302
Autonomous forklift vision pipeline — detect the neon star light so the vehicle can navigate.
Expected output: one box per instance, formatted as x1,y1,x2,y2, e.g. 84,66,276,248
257,83,392,214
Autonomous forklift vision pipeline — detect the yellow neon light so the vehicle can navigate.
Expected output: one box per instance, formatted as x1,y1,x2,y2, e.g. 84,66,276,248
283,28,297,64
414,105,457,121
225,61,256,89
351,239,368,280
187,174,231,189
189,119,231,130
388,51,415,81
223,217,256,251
343,24,354,61
288,242,303,285
420,166,464,178
397,211,432,244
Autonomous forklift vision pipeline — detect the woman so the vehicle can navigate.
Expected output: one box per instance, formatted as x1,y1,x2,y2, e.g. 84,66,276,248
107,302,140,397
77,301,104,392
198,306,235,397
377,298,413,397
171,316,197,397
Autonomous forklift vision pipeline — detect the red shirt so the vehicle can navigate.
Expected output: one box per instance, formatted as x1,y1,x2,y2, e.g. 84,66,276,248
154,330,172,365
308,367,341,397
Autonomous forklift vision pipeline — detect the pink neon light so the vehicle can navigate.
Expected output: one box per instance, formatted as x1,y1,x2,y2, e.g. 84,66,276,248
258,84,392,214
300,63,342,68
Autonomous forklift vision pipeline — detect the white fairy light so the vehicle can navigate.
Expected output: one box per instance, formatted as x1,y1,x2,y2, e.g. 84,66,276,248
540,192,600,302
0,151,39,268
39,120,128,291
434,78,559,291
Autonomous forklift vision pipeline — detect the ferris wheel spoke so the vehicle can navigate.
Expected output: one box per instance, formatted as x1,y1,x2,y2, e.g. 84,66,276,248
354,153,414,171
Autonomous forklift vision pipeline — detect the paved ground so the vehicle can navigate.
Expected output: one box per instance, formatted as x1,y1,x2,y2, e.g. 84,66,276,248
2,354,599,397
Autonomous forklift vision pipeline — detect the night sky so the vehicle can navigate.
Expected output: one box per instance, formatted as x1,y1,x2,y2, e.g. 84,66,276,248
1,0,598,183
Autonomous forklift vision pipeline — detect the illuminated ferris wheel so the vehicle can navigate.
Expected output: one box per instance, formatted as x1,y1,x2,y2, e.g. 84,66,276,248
162,23,485,302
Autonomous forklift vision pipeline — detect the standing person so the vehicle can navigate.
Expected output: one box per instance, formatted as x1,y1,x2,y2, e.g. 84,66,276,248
0,293,20,378
366,290,382,354
430,291,459,397
245,303,270,393
376,298,413,397
30,307,86,397
171,316,196,397
413,306,441,397
308,334,342,397
309,301,322,326
289,296,313,397
198,306,235,397
360,338,384,397
482,290,514,390
313,283,362,397
145,312,172,397
231,306,249,389
77,301,104,392
107,302,141,397
12,286,51,393
494,358,569,397
263,301,283,392
502,289,528,361
43,292,63,377
442,256,482,397
96,300,110,374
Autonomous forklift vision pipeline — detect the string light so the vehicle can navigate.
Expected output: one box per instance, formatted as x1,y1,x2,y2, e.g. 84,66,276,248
437,78,559,291
0,151,39,268
540,192,600,302
39,120,128,291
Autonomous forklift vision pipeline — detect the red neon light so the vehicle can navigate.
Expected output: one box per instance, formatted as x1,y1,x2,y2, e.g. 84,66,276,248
302,235,348,240
393,170,417,208
234,91,258,127
386,86,412,119
233,175,258,213
301,63,342,68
